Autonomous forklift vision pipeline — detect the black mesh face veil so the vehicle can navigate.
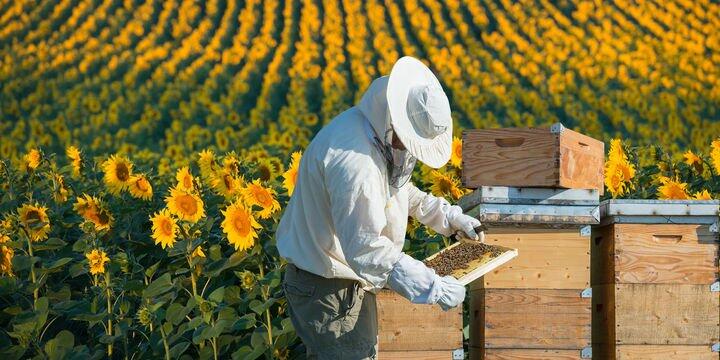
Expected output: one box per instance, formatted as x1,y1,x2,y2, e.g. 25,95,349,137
371,127,417,189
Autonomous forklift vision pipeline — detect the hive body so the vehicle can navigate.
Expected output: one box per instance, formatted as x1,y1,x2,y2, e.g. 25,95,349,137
591,200,720,359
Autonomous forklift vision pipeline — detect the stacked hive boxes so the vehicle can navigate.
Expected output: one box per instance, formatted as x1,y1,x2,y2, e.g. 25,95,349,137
592,200,720,359
461,124,604,359
376,289,463,359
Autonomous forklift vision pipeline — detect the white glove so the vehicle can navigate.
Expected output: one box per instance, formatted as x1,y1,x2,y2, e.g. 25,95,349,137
447,205,483,241
386,253,466,311
436,275,466,311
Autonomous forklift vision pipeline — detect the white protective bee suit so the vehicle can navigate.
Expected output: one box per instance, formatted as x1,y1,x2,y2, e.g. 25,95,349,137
277,56,481,358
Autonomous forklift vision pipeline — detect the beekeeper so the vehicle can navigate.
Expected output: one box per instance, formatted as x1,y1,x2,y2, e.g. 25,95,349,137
277,56,482,358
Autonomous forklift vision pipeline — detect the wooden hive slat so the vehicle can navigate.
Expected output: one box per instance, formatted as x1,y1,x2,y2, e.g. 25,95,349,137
471,227,590,290
614,345,718,359
612,223,718,285
376,289,462,352
593,284,720,346
378,350,455,359
470,289,591,350
461,125,604,193
470,348,586,360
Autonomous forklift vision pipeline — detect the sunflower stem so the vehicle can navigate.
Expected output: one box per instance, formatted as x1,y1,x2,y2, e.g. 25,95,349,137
186,241,198,298
211,332,218,360
159,324,171,360
26,234,38,306
105,271,113,357
258,265,273,347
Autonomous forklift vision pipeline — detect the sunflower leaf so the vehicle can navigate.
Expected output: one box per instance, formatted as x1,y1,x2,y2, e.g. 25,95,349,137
142,273,173,299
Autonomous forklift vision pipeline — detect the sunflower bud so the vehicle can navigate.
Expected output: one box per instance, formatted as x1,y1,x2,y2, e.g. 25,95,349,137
136,306,154,327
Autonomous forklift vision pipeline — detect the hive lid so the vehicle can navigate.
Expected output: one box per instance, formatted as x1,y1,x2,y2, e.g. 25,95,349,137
465,203,600,226
458,186,599,212
600,199,720,225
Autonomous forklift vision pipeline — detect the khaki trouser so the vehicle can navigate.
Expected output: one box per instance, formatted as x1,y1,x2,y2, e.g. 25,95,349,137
283,263,378,359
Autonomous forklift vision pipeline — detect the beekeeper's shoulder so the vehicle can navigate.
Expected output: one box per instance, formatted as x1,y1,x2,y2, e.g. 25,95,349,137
314,107,383,175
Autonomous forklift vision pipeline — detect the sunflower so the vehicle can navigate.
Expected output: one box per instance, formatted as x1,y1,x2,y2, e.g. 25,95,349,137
0,234,13,276
66,145,82,177
657,177,689,200
197,149,217,180
607,139,628,163
244,148,269,163
605,165,628,198
102,155,134,195
242,179,281,218
52,173,69,203
74,194,113,231
136,306,154,328
683,150,703,173
236,270,256,290
450,136,462,168
223,153,241,175
216,130,229,150
18,203,50,242
221,201,261,251
165,187,205,223
0,218,11,231
150,210,177,249
191,246,206,259
23,148,41,171
604,139,635,197
693,190,712,200
128,174,153,200
210,169,244,199
282,151,302,196
256,158,280,182
175,166,195,191
86,249,110,275
711,140,720,174
429,170,466,200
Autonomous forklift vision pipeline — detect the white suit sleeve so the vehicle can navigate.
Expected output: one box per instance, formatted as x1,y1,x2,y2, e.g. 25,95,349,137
325,152,403,289
407,182,455,236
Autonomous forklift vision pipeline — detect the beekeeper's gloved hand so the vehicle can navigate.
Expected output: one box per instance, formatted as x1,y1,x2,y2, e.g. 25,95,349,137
447,205,483,241
436,275,466,311
387,253,466,311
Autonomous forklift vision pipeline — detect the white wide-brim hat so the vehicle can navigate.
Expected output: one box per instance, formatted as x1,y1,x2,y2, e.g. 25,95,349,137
387,56,453,169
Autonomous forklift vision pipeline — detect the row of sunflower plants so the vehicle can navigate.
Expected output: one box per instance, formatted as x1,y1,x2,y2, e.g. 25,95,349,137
603,138,720,200
0,146,302,359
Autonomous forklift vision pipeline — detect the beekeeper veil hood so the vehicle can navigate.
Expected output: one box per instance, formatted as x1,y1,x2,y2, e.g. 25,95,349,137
358,75,416,188
387,56,453,169
358,57,453,187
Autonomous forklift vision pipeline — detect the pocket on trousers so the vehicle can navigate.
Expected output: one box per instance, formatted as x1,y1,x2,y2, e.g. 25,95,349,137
283,281,315,298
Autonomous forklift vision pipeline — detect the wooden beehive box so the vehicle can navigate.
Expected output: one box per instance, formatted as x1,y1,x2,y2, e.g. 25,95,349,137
462,123,604,194
469,288,592,359
463,187,599,359
592,200,720,359
376,289,463,359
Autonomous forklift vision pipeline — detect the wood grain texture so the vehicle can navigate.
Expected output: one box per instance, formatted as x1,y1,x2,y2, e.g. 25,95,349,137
557,128,604,194
462,128,559,189
591,225,615,286
593,344,719,360
470,348,585,360
613,284,720,345
470,228,590,290
614,345,718,360
470,289,591,349
378,350,455,359
592,284,616,346
594,283,720,347
612,224,719,284
461,127,603,192
376,289,462,351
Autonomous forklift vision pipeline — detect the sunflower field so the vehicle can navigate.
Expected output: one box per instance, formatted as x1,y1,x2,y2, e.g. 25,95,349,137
0,0,719,358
